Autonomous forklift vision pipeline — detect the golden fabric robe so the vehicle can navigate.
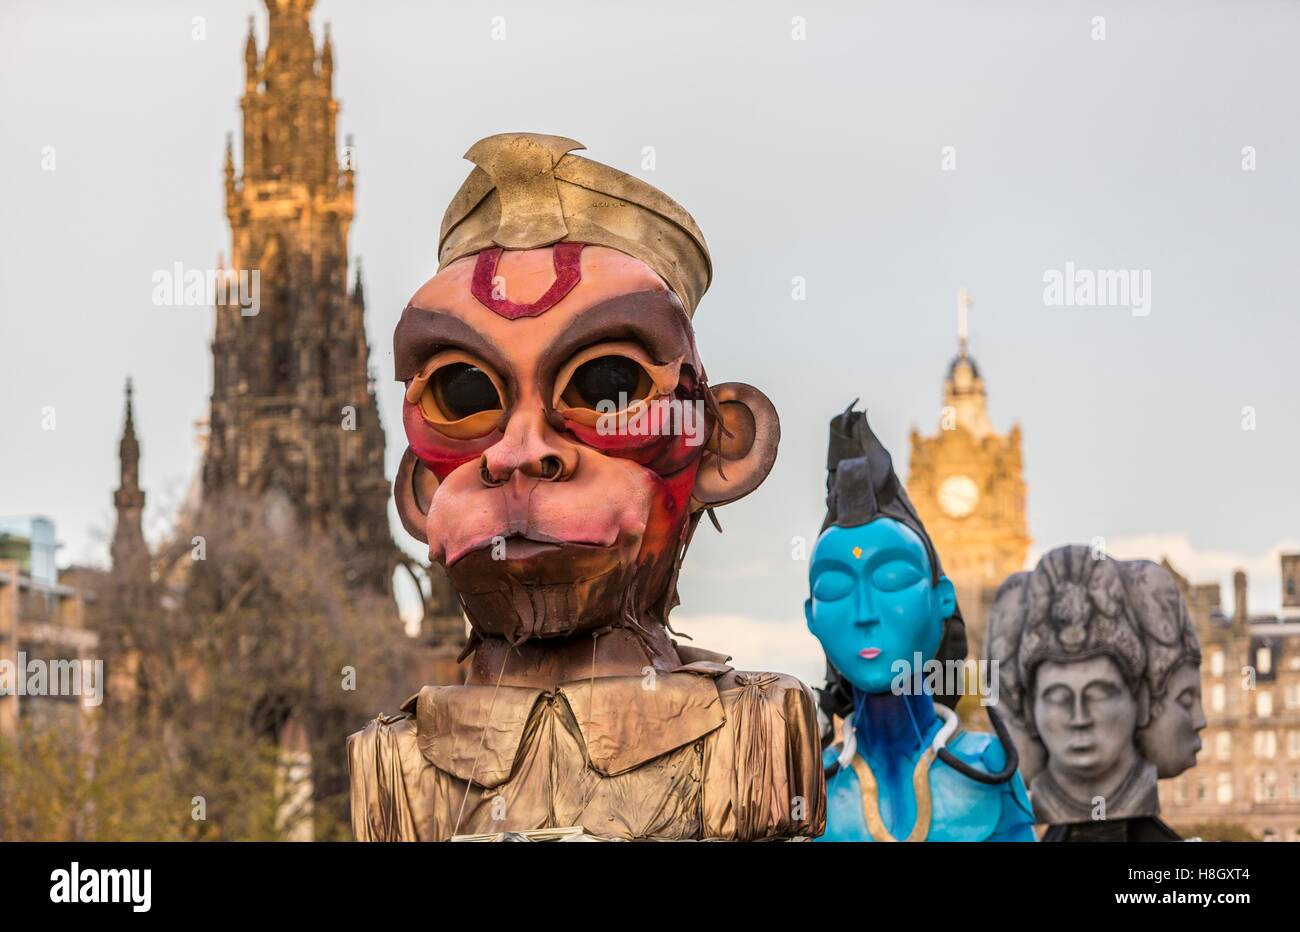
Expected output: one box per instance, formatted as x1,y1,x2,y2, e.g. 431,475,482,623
347,648,825,841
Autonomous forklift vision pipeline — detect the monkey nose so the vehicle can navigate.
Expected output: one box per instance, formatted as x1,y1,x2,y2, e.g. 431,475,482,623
537,455,563,480
479,455,506,487
479,452,572,486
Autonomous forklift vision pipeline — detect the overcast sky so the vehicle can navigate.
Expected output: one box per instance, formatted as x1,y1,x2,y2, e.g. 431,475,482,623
2,0,1297,684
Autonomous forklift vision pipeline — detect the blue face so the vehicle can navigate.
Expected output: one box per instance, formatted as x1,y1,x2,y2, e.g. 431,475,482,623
805,518,956,694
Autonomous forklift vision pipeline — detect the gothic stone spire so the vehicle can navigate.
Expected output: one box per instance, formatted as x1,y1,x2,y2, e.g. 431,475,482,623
111,377,149,581
204,7,403,595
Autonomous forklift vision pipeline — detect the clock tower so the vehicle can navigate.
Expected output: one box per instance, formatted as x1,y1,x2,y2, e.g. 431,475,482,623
907,291,1029,653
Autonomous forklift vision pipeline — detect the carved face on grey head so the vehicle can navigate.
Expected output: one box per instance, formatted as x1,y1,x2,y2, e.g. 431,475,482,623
1136,661,1205,778
1033,655,1139,782
1125,559,1204,780
1029,652,1160,825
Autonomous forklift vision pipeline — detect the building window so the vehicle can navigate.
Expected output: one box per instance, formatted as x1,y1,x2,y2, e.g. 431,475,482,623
1212,683,1226,713
1217,731,1232,761
1197,778,1209,802
1292,772,1300,801
1258,691,1274,717
1290,731,1300,759
1217,773,1232,804
1286,684,1300,710
1254,771,1277,802
1254,731,1277,759
1174,778,1186,804
1210,650,1225,677
1257,646,1273,675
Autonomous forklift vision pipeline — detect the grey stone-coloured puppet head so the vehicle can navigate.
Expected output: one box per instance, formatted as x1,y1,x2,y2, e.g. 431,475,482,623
986,545,1201,825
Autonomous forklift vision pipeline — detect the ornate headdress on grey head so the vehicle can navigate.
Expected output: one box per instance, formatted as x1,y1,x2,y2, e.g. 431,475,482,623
1120,560,1200,715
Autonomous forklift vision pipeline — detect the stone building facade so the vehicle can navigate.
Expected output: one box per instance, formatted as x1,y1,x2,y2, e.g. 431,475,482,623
0,517,99,741
1158,556,1300,841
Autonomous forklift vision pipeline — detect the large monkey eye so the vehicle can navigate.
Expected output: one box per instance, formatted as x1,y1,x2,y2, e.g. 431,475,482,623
553,341,681,426
406,351,505,439
562,356,652,410
434,363,499,419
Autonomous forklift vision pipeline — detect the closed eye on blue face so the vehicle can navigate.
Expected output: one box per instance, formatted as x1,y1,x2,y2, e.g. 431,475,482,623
812,569,855,601
870,560,925,592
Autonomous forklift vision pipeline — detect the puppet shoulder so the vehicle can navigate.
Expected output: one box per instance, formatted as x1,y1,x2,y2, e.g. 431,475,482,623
347,711,423,842
708,670,826,840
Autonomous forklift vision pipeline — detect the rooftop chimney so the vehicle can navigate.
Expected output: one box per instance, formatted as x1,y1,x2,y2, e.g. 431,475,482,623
1233,569,1248,625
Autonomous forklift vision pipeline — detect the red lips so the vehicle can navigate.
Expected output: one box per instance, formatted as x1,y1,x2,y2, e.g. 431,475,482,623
859,647,882,659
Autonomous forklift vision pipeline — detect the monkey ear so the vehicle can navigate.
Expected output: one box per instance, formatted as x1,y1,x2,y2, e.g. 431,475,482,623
394,446,439,544
691,382,780,510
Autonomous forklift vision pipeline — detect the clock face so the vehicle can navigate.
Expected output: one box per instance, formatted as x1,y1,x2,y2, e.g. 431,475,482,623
938,475,979,518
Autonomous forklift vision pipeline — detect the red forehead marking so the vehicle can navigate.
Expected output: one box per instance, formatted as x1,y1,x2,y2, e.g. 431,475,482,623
470,243,584,319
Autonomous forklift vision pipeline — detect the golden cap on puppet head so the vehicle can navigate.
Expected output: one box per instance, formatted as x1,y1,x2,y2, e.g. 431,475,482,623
438,133,713,316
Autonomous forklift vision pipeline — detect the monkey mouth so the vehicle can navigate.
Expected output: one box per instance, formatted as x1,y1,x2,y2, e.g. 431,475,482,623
500,537,560,560
448,531,610,567
447,536,625,595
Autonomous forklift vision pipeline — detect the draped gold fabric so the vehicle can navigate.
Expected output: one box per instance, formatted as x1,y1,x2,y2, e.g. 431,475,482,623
348,653,825,842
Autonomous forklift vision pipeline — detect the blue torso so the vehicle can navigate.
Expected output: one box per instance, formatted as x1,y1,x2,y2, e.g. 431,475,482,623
815,694,1035,842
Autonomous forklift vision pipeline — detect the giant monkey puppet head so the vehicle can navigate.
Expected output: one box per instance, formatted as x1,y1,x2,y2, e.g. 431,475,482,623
392,134,780,677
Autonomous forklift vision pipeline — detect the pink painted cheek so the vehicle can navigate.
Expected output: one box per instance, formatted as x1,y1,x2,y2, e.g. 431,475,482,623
402,400,497,481
562,418,705,476
633,462,702,571
655,460,700,518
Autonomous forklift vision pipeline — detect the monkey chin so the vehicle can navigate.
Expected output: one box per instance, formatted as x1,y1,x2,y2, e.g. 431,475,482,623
448,538,676,644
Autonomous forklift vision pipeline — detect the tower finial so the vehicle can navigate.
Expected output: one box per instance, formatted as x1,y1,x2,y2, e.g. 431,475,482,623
244,15,259,88
957,288,972,356
224,131,237,204
112,377,148,586
352,257,365,305
321,20,333,78
118,377,141,489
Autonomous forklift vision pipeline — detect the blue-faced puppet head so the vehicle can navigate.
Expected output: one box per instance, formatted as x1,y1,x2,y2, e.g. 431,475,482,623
808,519,956,694
805,405,967,705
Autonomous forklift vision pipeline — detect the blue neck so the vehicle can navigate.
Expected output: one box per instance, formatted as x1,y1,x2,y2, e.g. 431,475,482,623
852,689,938,760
